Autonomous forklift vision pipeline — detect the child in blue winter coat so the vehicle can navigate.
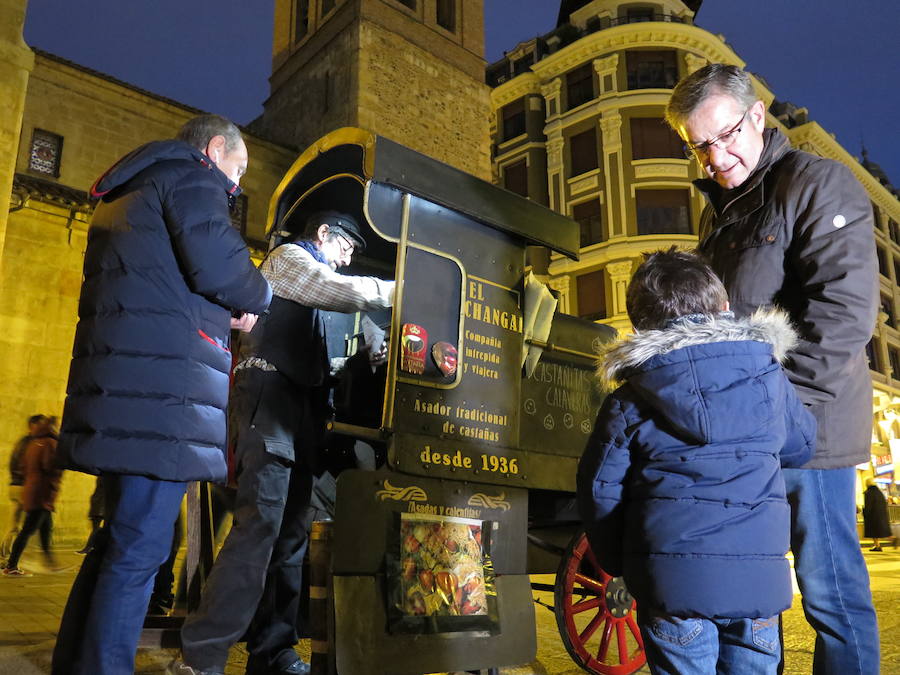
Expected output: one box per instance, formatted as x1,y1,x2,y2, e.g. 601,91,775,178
576,248,816,675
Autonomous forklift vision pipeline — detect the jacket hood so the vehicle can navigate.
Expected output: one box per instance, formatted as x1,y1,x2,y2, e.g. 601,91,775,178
598,308,798,444
90,139,241,199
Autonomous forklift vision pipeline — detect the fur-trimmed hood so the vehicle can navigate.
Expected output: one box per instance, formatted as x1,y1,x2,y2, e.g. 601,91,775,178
598,308,799,445
599,308,797,387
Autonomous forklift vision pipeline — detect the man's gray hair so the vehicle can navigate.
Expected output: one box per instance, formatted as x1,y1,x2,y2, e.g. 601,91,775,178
176,114,243,153
665,64,759,130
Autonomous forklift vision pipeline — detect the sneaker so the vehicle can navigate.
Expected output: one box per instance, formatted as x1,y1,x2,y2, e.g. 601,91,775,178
870,546,883,552
2,567,33,577
165,659,225,675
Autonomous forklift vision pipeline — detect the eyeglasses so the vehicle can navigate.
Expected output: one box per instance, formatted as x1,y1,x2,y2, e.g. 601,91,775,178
336,235,355,257
683,109,750,159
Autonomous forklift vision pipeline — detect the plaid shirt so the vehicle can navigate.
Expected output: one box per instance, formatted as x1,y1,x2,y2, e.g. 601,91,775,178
261,243,394,311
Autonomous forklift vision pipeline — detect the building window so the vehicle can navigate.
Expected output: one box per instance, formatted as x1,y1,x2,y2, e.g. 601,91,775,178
877,246,889,278
501,99,526,141
577,269,606,321
573,199,603,247
566,63,595,110
436,0,455,31
890,347,900,380
893,259,900,284
28,129,63,177
867,339,882,371
635,189,692,235
321,0,335,15
395,0,416,9
512,54,533,76
882,295,896,329
503,160,528,198
569,127,599,177
890,219,900,245
230,194,248,236
626,50,678,90
872,202,882,226
295,0,310,41
630,118,684,160
626,7,655,22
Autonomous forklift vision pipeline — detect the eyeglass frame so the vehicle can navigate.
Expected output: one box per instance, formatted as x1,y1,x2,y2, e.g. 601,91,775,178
682,108,751,159
335,234,355,257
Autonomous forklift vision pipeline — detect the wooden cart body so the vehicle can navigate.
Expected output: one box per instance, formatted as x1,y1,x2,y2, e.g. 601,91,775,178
265,128,639,675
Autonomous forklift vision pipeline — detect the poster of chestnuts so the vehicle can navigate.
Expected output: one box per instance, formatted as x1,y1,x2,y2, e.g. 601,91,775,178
398,514,489,617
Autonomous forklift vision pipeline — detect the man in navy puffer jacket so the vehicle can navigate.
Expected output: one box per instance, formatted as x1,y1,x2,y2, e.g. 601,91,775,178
577,248,815,675
52,115,272,675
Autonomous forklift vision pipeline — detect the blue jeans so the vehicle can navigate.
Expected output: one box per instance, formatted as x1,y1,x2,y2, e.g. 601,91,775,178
639,611,780,674
782,467,879,674
52,474,186,675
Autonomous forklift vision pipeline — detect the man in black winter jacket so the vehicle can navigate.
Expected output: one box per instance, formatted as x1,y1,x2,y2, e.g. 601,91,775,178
667,64,879,674
52,115,272,675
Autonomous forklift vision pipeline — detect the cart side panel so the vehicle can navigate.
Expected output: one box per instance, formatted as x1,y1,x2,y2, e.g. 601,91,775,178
520,314,615,457
389,195,527,482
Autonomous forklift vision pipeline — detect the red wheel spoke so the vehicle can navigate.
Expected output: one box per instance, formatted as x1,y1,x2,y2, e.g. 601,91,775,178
571,596,603,614
616,620,628,664
579,610,605,643
626,613,644,648
574,572,605,593
555,532,646,674
583,545,609,580
597,617,614,662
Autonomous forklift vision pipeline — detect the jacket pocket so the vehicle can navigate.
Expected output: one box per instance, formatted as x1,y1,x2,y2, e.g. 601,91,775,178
198,328,230,353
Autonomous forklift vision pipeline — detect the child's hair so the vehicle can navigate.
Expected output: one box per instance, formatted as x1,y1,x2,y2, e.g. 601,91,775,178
626,247,728,330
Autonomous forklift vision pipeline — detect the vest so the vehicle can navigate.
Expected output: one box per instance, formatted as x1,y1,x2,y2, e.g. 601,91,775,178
239,295,330,388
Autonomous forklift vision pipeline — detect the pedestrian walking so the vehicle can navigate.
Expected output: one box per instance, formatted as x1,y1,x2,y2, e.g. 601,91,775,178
2,414,48,558
863,479,893,551
2,415,61,577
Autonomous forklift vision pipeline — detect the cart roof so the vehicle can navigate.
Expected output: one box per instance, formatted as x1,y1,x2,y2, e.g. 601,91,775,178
266,128,580,260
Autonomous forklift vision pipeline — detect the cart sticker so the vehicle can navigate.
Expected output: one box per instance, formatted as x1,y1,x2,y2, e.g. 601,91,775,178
431,341,458,377
467,492,511,511
401,323,428,374
376,480,428,503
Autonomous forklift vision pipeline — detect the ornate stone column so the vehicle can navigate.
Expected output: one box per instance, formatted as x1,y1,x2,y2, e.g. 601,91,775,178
547,274,571,315
684,53,707,75
540,78,562,119
546,136,565,212
606,260,633,320
599,113,626,238
0,0,34,275
593,53,619,96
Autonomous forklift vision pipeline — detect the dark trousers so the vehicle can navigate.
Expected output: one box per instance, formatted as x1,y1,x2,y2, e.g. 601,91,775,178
6,508,53,569
52,474,186,675
181,370,315,672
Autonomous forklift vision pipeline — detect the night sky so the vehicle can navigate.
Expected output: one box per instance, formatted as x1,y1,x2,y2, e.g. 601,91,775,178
22,0,900,186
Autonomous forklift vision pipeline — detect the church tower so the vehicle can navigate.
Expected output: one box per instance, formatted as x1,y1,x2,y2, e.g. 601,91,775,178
254,0,491,179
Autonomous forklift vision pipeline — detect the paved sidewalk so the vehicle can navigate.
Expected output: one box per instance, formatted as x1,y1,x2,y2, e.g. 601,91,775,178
0,545,897,674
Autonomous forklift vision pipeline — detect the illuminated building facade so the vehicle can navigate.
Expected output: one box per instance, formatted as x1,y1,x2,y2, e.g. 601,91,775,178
487,0,900,495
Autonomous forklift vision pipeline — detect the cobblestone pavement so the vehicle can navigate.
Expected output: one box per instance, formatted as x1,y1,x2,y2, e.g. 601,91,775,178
0,545,897,674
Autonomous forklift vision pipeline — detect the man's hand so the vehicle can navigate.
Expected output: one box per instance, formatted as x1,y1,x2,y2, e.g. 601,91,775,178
231,313,259,333
368,340,389,367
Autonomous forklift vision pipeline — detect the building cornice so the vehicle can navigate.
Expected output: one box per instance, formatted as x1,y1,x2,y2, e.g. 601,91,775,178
549,234,698,275
490,72,542,108
530,23,743,79
788,122,900,216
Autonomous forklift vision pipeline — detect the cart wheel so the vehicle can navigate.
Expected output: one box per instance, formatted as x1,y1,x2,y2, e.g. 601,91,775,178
554,530,645,675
